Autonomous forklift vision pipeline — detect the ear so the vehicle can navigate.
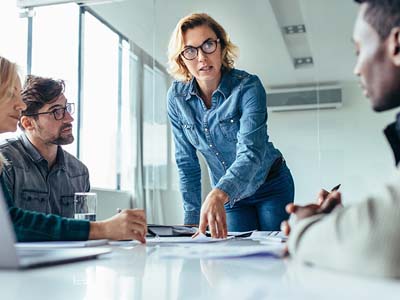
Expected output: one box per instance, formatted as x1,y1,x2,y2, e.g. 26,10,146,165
388,27,400,66
19,116,35,131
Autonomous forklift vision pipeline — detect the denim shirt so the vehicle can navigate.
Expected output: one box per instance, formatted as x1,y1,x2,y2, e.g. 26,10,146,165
0,133,90,218
167,68,281,224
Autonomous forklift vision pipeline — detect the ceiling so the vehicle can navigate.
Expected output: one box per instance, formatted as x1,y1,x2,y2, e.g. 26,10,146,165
90,0,359,88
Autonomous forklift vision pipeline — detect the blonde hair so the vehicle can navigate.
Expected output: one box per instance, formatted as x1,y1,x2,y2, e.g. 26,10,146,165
0,56,18,172
167,13,238,82
0,56,18,102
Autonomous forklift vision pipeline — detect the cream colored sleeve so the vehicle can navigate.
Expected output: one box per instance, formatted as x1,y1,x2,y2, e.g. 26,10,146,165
288,177,400,278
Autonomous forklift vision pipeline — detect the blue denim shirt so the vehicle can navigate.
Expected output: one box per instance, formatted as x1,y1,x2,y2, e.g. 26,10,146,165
167,68,281,224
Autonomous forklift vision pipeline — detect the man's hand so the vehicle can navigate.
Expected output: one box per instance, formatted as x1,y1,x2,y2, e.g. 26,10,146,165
89,209,147,243
195,188,228,239
281,190,342,236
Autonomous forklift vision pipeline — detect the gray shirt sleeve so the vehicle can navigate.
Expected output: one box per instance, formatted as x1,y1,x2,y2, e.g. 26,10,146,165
288,174,400,278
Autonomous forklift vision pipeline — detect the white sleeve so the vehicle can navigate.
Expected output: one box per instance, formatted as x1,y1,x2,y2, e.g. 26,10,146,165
288,174,400,278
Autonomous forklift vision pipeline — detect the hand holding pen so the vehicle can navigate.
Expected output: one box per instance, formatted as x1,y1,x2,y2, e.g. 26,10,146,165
282,184,342,236
317,184,341,206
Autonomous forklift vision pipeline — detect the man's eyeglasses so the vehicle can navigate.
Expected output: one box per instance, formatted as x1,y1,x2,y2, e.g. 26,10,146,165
181,38,220,60
24,103,75,121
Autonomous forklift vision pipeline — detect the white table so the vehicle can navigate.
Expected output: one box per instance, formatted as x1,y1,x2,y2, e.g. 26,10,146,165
1,239,400,300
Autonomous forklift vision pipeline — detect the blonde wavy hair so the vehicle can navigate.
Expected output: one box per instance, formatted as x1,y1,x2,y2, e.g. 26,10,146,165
0,56,19,172
167,13,238,82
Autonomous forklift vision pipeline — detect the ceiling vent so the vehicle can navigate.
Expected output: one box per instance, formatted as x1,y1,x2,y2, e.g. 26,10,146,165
267,85,342,112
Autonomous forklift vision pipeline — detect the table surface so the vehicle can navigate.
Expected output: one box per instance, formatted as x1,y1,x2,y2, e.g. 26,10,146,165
1,239,400,300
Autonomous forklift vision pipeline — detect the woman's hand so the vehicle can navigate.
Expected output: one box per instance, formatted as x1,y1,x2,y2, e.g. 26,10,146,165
197,188,229,238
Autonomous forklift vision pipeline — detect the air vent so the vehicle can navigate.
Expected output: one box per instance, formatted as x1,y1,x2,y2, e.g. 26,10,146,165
268,85,342,112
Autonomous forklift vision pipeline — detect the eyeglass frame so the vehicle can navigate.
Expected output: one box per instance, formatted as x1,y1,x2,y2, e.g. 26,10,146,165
23,103,75,121
180,38,220,60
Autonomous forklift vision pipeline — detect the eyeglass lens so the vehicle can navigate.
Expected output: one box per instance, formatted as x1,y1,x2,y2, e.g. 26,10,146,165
54,103,74,120
182,39,218,60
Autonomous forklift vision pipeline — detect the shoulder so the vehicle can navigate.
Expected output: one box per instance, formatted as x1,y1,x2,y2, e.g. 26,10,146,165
167,80,191,100
0,138,26,166
62,150,89,176
228,69,264,91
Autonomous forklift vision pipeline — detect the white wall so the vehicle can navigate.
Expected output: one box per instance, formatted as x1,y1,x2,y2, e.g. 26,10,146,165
268,82,398,206
168,82,398,224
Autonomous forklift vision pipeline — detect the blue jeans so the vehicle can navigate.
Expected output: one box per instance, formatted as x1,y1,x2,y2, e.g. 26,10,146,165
224,161,295,231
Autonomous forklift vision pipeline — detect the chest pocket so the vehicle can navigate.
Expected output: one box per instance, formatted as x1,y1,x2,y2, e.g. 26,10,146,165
181,123,199,146
61,195,75,218
19,190,49,214
218,113,240,143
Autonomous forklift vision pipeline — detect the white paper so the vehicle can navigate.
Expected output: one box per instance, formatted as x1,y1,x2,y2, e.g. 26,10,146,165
245,231,288,242
107,240,141,246
146,233,234,244
158,243,285,259
16,239,109,249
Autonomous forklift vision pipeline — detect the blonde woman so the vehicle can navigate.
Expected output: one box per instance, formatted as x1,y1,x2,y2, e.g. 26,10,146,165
0,56,147,242
167,13,294,238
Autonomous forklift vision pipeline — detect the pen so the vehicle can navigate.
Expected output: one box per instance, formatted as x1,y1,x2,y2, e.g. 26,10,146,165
331,184,341,192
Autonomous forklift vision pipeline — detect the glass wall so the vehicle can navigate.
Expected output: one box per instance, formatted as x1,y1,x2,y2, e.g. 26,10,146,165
80,11,119,189
0,1,27,141
30,3,79,156
1,0,389,225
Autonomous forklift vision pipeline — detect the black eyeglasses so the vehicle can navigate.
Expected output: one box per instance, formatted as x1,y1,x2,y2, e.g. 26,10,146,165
24,103,75,121
181,38,220,60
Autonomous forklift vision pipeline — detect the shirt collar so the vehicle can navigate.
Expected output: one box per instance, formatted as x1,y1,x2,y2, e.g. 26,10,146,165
215,68,233,100
20,133,65,168
384,112,400,166
186,77,200,100
185,68,233,101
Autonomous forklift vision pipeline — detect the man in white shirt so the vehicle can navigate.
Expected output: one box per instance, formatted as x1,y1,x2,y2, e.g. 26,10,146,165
285,0,400,278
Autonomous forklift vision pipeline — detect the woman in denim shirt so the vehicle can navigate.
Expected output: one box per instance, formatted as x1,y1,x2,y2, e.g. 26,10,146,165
167,13,295,238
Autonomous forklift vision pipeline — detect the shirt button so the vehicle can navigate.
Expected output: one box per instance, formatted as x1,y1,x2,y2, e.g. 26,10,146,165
209,144,213,148
230,119,234,123
204,128,208,132
216,152,219,156
222,161,225,165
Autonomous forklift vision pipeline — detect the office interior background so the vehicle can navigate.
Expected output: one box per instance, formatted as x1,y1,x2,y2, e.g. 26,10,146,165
0,0,396,225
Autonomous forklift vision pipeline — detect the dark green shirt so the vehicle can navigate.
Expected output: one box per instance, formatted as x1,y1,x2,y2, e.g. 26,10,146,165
1,173,90,242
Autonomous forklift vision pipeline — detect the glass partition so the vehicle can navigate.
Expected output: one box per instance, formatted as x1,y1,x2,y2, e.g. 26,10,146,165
0,0,393,225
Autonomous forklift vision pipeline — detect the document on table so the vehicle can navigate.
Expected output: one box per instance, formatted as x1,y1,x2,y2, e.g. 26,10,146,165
158,243,285,259
16,239,109,249
245,231,288,242
146,233,234,244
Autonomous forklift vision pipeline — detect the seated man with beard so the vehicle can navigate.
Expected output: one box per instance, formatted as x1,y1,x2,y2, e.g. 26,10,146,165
0,75,89,218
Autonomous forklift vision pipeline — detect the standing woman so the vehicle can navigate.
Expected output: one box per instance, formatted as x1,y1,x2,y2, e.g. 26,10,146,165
167,13,295,238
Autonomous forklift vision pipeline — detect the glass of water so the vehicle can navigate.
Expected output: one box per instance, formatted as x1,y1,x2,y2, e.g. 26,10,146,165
74,192,97,221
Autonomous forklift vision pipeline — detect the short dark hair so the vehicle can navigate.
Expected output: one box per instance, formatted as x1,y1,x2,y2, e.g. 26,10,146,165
354,0,400,40
21,75,65,116
19,75,65,130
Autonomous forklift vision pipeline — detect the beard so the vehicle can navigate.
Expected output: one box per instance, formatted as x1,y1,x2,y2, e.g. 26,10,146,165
372,87,400,112
50,124,74,145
